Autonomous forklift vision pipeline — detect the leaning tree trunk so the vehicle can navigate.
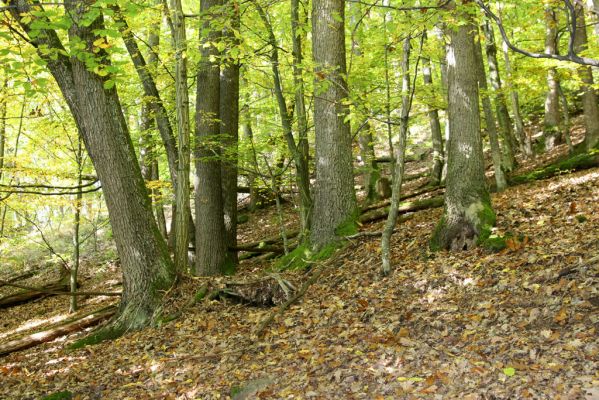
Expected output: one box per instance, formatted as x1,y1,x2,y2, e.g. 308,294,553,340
574,3,599,150
543,5,562,151
310,0,358,248
474,33,507,191
195,0,230,276
431,6,496,251
5,1,176,335
220,0,241,266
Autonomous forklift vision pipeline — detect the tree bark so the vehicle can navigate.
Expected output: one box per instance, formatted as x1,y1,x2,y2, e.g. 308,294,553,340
431,4,495,251
574,3,599,150
381,35,412,276
422,32,444,187
6,1,175,334
169,0,192,273
310,0,358,248
544,5,562,150
474,32,507,191
482,20,516,170
195,0,230,276
220,0,241,266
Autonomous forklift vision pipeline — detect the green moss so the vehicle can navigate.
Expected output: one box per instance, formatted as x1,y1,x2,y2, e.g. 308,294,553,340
69,325,124,350
42,391,73,400
510,149,599,185
194,285,209,302
474,200,496,244
575,214,587,223
334,208,360,237
429,215,446,252
480,234,507,252
237,214,249,224
274,241,343,271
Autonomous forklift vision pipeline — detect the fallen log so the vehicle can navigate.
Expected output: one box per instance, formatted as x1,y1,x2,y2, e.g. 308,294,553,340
0,280,121,298
359,196,444,224
0,305,116,357
0,270,35,289
0,281,69,309
508,150,599,185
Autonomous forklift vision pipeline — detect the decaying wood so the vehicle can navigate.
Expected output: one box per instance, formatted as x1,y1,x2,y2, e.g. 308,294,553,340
254,263,328,336
0,305,116,357
0,281,70,309
223,274,296,306
0,270,36,289
359,196,444,224
0,280,121,298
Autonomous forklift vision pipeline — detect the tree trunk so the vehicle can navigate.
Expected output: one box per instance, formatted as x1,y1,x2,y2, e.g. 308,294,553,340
6,1,176,334
70,137,83,313
220,0,241,266
422,32,444,186
357,122,381,202
574,3,599,150
195,0,229,276
544,6,562,150
169,0,192,273
255,3,312,243
499,28,531,157
482,20,516,170
381,36,412,276
310,0,358,248
431,6,495,251
474,33,507,191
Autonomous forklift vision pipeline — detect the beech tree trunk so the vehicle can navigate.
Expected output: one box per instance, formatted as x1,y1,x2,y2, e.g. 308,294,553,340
474,34,507,191
482,20,516,170
220,0,241,266
431,6,496,251
544,6,562,150
195,0,230,276
169,0,192,272
6,1,175,333
574,3,599,150
310,0,358,248
357,122,381,202
422,32,444,186
381,36,412,276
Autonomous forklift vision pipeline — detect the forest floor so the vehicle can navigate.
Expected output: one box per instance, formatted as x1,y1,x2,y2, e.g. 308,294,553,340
0,131,598,399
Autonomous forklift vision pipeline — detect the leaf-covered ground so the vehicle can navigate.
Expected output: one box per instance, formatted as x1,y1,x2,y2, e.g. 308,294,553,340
1,152,598,399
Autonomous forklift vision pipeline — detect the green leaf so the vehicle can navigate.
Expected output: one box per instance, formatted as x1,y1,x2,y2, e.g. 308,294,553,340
103,80,115,90
502,367,516,377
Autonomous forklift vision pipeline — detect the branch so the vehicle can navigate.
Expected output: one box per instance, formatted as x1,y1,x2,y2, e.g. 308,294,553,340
0,280,121,297
476,0,599,67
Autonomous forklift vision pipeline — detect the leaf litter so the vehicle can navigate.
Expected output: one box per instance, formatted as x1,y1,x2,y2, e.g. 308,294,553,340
0,165,597,399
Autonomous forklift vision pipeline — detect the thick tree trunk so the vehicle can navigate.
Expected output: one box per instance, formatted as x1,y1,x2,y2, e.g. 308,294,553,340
195,0,229,276
310,0,357,248
6,1,176,334
220,0,241,266
482,20,517,170
544,6,562,150
474,34,507,191
431,6,495,251
574,3,599,150
422,32,444,186
169,0,192,273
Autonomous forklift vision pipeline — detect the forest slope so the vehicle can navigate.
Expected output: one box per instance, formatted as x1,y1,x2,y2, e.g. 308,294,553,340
0,167,598,399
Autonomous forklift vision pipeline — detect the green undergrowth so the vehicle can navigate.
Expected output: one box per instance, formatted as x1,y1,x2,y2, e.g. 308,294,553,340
69,325,125,350
274,241,343,271
41,391,73,400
